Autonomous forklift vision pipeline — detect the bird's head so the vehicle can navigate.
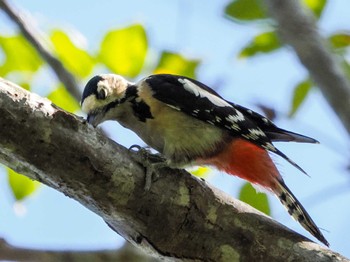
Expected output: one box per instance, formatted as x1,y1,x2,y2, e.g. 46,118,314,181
81,74,132,127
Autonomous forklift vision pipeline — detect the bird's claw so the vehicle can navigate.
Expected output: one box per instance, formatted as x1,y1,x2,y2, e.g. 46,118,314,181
128,144,167,190
128,144,143,152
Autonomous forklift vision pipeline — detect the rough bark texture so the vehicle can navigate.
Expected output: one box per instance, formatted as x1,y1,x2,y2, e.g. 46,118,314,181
0,80,348,261
264,0,350,136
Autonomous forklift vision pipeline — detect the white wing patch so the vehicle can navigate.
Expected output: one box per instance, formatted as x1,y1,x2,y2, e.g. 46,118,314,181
178,78,231,107
215,116,222,123
242,128,267,140
249,128,266,138
262,142,277,152
225,111,245,122
166,104,181,111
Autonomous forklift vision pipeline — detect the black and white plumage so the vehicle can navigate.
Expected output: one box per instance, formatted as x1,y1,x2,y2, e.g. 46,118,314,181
81,73,328,246
143,75,317,172
82,74,316,168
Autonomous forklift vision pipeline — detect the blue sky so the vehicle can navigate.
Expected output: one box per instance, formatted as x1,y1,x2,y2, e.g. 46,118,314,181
1,0,350,257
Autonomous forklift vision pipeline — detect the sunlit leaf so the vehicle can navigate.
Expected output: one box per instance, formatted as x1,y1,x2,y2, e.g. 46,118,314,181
239,182,270,215
47,84,80,112
50,30,95,78
341,60,350,83
0,34,42,76
19,82,31,91
289,79,312,117
190,167,211,178
303,0,327,18
239,31,281,58
154,51,199,78
99,24,147,77
225,0,267,21
8,168,40,201
329,32,350,50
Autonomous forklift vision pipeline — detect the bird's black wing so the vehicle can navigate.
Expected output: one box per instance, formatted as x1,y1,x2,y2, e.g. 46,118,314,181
230,102,318,143
144,74,308,174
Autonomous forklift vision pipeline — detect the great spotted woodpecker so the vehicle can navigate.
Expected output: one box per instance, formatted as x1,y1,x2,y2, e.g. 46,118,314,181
81,73,329,246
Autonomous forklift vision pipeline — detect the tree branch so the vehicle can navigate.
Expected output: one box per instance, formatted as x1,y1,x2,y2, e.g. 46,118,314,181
0,0,81,101
263,0,350,136
0,240,158,262
0,79,347,261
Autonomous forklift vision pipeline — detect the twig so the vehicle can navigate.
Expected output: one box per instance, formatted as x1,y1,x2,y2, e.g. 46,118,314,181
264,0,350,136
0,0,81,101
0,239,158,262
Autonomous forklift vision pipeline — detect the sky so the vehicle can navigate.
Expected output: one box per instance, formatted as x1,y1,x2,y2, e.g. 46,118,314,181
1,0,350,258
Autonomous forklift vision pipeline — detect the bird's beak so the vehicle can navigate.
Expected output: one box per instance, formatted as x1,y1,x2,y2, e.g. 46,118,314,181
87,113,99,128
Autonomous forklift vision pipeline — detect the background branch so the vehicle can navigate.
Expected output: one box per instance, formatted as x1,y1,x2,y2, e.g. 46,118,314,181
0,79,347,261
0,240,157,262
0,0,81,101
264,0,350,136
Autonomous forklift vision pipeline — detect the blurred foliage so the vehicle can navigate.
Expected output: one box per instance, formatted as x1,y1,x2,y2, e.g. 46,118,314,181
289,79,312,117
190,167,211,178
239,31,281,58
225,0,327,22
18,82,31,91
329,32,350,51
225,0,266,21
0,34,42,76
47,84,80,113
303,0,327,18
7,168,40,201
342,60,350,80
239,182,270,215
50,30,95,78
99,24,147,78
154,51,200,78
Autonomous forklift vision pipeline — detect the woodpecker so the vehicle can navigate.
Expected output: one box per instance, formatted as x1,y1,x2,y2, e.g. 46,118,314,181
81,73,329,246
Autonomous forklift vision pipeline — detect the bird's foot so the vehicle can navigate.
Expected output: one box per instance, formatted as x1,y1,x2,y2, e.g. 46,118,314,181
129,145,167,190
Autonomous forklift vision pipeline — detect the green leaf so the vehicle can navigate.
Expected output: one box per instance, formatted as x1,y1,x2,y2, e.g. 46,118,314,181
190,167,211,178
239,182,270,215
99,24,148,77
19,82,31,91
343,60,350,78
154,51,199,78
329,32,350,50
50,30,95,78
239,31,281,58
289,79,312,117
0,34,42,76
8,168,40,201
303,0,327,18
47,84,80,112
225,0,267,21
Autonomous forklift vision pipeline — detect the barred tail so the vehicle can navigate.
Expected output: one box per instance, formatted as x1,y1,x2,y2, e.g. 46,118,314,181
274,180,329,246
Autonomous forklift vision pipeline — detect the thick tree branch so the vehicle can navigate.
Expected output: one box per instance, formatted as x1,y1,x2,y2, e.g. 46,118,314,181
0,80,347,261
0,240,157,262
0,0,81,101
263,0,350,136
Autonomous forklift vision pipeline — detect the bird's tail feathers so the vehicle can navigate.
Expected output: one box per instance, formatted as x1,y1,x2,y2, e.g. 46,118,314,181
267,128,319,144
274,180,329,246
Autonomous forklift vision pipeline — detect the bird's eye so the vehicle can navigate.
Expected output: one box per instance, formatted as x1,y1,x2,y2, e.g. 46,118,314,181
97,88,107,100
